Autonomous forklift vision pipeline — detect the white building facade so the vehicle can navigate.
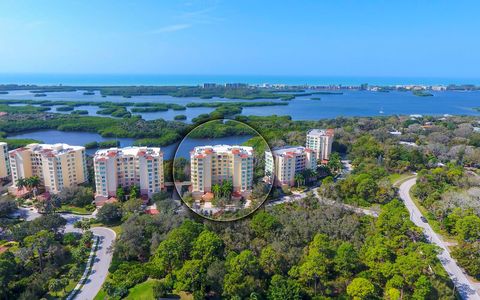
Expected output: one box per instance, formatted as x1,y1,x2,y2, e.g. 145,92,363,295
9,143,88,194
93,147,164,199
306,129,334,161
0,142,10,179
190,145,254,197
265,146,316,187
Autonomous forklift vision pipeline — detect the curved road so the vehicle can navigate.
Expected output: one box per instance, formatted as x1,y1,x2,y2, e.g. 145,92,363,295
399,178,480,299
15,208,116,300
73,227,116,300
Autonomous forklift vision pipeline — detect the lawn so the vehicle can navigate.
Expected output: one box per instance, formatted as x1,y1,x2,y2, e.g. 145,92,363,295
91,223,122,235
95,279,191,300
59,204,94,215
94,289,107,300
388,173,415,186
125,279,159,300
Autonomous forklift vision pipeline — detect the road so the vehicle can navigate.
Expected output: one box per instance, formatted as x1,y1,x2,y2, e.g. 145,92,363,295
73,226,116,300
14,207,115,300
399,178,480,300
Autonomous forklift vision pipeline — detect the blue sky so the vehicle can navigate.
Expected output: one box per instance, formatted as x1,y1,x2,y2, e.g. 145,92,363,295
0,0,479,78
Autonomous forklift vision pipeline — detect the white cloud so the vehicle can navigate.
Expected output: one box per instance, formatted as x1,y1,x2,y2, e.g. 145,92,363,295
149,23,191,34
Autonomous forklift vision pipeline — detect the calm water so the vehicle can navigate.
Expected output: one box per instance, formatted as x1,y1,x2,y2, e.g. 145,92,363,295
174,135,253,159
8,129,252,160
2,89,480,120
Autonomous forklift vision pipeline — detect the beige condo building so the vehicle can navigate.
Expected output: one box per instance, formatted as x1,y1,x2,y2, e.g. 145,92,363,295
93,147,164,199
9,143,88,194
265,146,316,187
306,128,334,161
0,142,10,179
190,145,254,197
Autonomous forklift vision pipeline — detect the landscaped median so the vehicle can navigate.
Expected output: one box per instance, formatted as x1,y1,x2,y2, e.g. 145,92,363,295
66,235,100,300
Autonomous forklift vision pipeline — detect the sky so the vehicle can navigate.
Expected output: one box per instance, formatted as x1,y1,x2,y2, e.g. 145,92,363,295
0,0,479,79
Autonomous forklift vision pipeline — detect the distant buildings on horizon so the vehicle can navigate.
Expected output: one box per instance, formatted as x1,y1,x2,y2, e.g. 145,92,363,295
202,82,478,92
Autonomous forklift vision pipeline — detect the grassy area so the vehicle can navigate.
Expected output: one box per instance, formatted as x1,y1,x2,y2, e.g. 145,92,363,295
90,223,122,236
59,204,94,215
95,279,187,300
125,279,159,300
388,173,415,186
94,289,107,300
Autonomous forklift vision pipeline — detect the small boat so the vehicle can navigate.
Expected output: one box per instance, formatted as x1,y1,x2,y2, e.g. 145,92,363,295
379,107,384,114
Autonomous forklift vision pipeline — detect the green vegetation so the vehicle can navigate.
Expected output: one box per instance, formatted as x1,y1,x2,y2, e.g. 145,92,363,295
185,101,288,108
0,99,289,120
101,191,455,299
0,213,93,299
412,165,480,279
187,119,255,139
71,109,89,115
56,106,75,111
6,112,480,299
174,114,187,120
124,279,159,299
131,103,186,112
0,103,49,113
413,90,434,97
84,140,120,149
0,138,41,149
59,204,95,214
99,86,297,100
97,106,132,118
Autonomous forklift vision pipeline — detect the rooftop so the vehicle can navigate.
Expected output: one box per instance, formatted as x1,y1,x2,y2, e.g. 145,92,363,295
270,146,313,157
307,128,334,137
94,146,162,158
10,143,84,156
191,145,253,157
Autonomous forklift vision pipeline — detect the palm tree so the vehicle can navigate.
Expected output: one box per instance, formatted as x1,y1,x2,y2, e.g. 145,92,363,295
27,176,40,197
294,173,304,188
16,178,26,190
221,180,233,199
212,183,221,199
303,169,314,184
327,152,342,174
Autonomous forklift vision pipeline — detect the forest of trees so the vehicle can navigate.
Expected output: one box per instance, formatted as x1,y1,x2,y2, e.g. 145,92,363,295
3,110,480,298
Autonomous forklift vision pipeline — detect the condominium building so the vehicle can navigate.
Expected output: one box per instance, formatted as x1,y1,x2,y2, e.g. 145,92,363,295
306,129,334,161
190,145,254,197
93,147,164,199
265,146,316,187
0,142,10,179
9,143,88,194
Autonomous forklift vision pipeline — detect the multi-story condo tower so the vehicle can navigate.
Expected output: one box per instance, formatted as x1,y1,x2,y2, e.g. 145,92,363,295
0,142,10,179
265,146,316,187
190,145,254,197
93,147,164,199
9,143,88,194
306,129,334,161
